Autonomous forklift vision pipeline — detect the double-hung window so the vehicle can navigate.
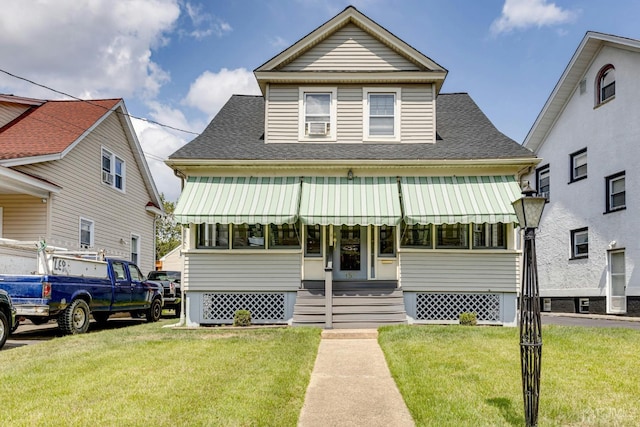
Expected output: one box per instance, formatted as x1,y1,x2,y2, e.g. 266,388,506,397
130,234,140,265
536,164,550,201
102,148,125,191
570,148,587,182
364,88,400,141
299,87,336,140
472,223,506,249
80,217,94,249
571,227,589,259
606,172,625,212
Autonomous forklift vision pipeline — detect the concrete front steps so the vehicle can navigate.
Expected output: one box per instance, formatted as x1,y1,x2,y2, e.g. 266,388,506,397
292,281,407,329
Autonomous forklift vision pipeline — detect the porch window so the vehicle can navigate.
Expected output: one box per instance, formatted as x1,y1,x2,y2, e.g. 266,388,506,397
299,87,336,140
269,223,300,249
305,225,322,257
571,227,588,259
570,148,587,182
436,224,468,249
378,225,396,257
400,224,432,248
472,223,506,249
196,223,229,249
605,172,625,213
79,217,94,249
232,224,265,249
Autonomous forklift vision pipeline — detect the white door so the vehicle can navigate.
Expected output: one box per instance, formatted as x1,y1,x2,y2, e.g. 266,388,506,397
607,250,626,314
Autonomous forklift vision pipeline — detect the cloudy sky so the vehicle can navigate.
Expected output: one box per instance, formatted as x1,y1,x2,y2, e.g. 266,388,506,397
1,0,639,201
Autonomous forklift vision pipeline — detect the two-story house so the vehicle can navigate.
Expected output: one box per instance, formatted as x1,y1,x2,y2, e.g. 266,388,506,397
0,94,163,274
167,6,538,328
524,32,640,316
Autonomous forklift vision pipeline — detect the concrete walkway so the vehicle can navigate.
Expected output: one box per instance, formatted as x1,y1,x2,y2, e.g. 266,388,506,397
298,329,415,427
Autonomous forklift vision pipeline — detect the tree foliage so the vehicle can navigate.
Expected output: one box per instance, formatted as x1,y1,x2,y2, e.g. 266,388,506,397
156,193,181,260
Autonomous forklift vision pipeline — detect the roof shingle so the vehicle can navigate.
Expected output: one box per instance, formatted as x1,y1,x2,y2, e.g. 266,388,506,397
170,93,534,161
0,98,120,160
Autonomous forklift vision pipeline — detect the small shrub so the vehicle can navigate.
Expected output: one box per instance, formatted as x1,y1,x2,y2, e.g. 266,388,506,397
233,309,251,327
459,312,478,326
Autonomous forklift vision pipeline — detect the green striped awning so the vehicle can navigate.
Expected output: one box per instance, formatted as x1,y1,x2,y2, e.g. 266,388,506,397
299,177,402,226
174,177,301,225
400,176,522,225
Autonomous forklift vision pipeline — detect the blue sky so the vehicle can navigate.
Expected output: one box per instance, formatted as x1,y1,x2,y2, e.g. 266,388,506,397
1,0,639,201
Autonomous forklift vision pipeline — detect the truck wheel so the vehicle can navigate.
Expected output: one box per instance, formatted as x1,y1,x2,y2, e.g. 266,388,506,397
58,299,90,335
146,298,162,323
0,311,8,349
92,312,110,324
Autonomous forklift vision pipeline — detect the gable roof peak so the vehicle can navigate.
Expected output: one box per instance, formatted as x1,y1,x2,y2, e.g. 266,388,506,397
254,5,447,94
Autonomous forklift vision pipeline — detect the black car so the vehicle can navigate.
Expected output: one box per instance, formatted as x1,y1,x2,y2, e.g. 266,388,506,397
146,271,181,318
0,289,17,349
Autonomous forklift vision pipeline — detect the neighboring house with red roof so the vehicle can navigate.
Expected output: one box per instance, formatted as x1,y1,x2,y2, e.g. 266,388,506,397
0,94,163,274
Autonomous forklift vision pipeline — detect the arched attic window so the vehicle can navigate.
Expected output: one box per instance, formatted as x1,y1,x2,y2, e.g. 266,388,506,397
596,64,615,105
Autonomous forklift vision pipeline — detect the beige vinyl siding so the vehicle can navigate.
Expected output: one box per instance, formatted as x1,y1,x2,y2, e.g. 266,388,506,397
13,112,157,273
0,194,47,240
401,85,435,143
266,85,298,143
399,252,519,292
184,252,302,291
337,86,363,142
0,102,31,128
281,23,420,71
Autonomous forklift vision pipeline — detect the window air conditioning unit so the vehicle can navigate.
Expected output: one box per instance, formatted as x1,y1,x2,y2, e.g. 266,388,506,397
102,171,113,185
307,122,328,136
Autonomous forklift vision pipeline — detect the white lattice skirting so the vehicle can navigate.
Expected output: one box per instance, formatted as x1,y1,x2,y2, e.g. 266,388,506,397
202,292,286,323
416,292,501,322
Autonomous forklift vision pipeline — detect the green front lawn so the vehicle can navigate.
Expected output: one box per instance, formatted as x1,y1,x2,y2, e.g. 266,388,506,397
379,325,640,426
0,322,320,426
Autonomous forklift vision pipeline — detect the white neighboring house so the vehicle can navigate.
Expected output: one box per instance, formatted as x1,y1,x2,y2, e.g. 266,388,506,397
158,245,183,272
0,95,163,274
524,32,639,316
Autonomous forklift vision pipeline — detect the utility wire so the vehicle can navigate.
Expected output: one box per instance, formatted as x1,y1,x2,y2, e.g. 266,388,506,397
0,68,200,136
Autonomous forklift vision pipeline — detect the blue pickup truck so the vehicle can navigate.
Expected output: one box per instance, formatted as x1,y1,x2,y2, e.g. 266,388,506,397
0,256,163,335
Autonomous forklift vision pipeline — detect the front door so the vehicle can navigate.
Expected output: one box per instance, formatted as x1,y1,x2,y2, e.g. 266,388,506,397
333,225,367,280
607,250,627,313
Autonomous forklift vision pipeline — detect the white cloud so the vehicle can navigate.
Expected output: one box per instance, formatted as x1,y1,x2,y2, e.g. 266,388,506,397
183,1,232,39
0,0,180,100
491,0,576,35
182,68,261,119
132,117,188,202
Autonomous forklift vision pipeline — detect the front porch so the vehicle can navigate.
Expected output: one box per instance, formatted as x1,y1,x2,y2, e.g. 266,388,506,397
292,280,407,329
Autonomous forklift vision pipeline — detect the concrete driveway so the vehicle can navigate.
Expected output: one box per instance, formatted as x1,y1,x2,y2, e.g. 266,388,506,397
542,312,640,330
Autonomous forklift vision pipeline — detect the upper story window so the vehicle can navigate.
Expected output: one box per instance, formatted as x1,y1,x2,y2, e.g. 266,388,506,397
80,217,94,249
536,164,550,201
606,172,626,213
364,88,400,141
570,148,587,183
102,148,125,191
299,87,337,141
596,64,615,105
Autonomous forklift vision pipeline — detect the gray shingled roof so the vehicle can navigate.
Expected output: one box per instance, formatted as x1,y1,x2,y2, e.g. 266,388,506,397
169,93,534,161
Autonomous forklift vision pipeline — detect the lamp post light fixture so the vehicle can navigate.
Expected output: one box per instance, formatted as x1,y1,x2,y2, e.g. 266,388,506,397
512,184,546,427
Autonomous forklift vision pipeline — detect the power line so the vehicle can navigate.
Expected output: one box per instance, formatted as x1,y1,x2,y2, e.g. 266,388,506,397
0,68,200,136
